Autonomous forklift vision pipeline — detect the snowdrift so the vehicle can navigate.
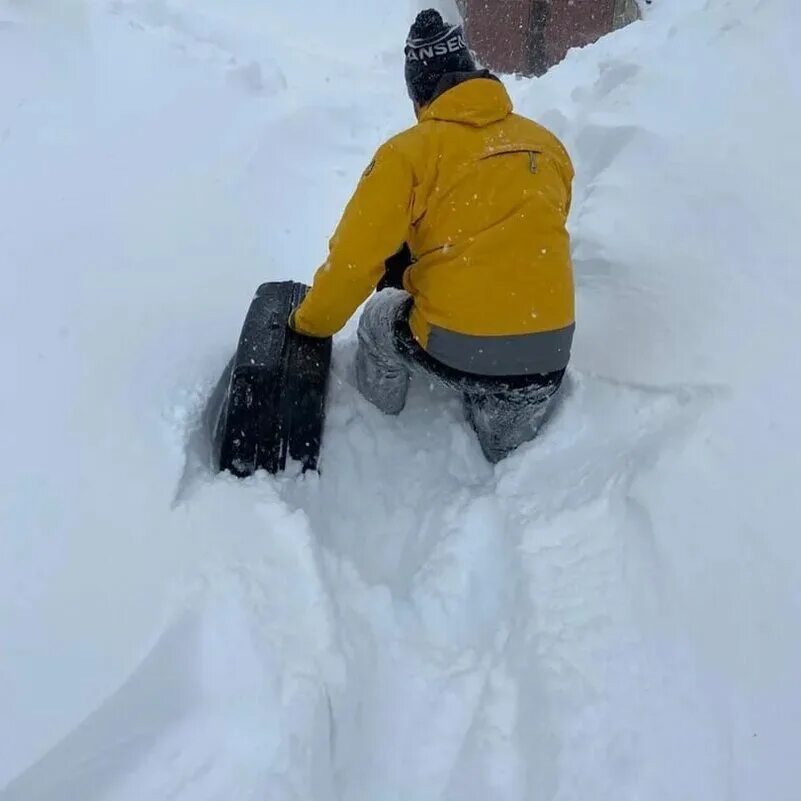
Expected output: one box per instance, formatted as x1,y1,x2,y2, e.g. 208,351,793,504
2,0,800,799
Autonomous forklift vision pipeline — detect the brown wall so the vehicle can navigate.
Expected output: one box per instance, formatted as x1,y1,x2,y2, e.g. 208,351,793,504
459,0,633,75
460,1,532,76
546,0,616,66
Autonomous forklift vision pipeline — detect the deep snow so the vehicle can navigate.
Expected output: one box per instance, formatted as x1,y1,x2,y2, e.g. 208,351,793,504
2,0,800,799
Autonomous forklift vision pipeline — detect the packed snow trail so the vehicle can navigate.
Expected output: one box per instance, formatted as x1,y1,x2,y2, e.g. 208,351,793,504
2,1,801,800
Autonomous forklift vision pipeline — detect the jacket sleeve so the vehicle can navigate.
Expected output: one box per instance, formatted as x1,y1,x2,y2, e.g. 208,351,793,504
292,141,415,338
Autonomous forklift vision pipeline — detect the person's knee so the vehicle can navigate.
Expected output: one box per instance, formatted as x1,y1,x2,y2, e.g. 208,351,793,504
355,291,411,415
357,289,409,351
355,343,409,415
465,387,556,463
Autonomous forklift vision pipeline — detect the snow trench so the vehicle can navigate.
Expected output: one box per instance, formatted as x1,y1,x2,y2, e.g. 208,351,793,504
2,1,800,799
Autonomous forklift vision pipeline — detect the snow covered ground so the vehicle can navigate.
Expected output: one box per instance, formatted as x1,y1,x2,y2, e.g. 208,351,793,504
2,0,800,799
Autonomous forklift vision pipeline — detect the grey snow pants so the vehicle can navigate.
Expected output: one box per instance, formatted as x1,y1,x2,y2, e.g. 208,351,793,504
355,290,565,463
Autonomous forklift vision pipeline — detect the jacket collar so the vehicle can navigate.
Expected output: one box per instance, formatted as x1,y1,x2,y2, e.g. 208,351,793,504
418,71,513,127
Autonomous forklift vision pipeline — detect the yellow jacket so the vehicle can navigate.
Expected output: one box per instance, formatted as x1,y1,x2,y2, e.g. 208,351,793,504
293,76,575,376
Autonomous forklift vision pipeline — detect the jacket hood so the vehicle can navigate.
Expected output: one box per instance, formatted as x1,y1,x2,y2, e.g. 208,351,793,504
419,74,513,127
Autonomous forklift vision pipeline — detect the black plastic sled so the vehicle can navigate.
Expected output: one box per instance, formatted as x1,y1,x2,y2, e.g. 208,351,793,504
207,281,332,478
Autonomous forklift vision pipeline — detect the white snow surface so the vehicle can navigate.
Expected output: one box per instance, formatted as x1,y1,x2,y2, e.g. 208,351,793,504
2,1,800,799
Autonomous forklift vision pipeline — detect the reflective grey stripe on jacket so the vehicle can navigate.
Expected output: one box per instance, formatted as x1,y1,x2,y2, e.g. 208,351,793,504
426,323,575,377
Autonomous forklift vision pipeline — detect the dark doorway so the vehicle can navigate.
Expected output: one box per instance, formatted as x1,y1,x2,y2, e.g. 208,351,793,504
526,1,551,76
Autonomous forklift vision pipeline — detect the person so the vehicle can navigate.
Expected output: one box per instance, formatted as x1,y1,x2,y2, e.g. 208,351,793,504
290,9,575,463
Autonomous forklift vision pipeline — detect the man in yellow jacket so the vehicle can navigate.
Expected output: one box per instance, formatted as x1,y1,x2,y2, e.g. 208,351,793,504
291,9,575,462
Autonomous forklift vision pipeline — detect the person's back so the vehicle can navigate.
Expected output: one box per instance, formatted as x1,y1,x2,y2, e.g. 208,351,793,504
290,9,575,461
387,75,574,376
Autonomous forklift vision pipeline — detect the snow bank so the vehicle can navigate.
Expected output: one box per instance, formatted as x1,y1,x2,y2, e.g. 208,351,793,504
2,0,800,799
509,3,801,795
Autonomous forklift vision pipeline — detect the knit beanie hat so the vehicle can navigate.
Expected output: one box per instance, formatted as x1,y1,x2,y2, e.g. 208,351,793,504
404,9,476,107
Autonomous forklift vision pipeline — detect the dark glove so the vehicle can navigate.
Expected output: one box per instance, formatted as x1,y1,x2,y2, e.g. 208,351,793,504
377,243,414,292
